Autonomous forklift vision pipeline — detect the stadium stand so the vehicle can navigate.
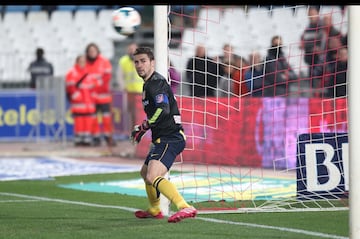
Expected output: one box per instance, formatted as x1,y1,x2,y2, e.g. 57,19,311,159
0,5,347,88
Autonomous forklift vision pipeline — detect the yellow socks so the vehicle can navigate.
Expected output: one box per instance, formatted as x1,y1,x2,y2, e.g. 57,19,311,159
152,176,190,210
145,183,161,215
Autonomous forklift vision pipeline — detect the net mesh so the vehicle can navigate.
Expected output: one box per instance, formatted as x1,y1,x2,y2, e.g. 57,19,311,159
165,5,349,212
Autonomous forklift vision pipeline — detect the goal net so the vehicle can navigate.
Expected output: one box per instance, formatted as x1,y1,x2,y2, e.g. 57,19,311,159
138,5,349,213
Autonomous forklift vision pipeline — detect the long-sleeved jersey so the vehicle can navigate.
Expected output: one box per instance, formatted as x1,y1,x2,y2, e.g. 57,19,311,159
142,71,183,142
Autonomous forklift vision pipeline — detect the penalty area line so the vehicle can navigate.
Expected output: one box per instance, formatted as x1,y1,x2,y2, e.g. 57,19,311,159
0,192,348,239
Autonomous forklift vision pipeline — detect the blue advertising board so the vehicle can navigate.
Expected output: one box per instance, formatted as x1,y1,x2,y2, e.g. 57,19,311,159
296,133,348,200
0,89,73,140
0,90,127,141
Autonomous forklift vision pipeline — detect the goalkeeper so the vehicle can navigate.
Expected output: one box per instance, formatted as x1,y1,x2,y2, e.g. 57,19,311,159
131,47,197,223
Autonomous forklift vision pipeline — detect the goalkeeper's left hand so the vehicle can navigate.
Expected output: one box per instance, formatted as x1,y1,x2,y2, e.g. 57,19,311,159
130,120,150,144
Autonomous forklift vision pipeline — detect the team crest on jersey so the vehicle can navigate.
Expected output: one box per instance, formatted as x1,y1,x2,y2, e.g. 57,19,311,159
156,94,164,103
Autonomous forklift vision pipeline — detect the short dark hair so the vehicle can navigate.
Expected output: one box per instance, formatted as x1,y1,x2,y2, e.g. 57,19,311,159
36,48,44,58
133,47,154,61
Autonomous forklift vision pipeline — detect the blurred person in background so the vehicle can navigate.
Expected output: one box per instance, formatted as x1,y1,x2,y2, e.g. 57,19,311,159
117,42,144,138
244,51,265,97
217,43,236,79
324,46,348,98
217,43,236,97
65,55,97,146
85,42,115,147
300,6,324,94
264,35,298,97
311,13,346,98
27,47,54,89
313,33,345,98
168,60,181,94
185,44,223,97
321,13,342,48
231,54,250,97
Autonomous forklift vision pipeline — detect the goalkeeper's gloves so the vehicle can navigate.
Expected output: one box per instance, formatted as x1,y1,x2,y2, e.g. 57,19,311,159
131,120,150,144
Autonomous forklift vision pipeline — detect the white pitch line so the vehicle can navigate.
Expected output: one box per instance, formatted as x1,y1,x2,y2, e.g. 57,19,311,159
0,192,348,239
0,199,40,203
0,192,138,212
198,217,348,239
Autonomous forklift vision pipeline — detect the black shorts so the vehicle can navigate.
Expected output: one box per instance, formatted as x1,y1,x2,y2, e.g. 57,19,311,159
144,130,186,170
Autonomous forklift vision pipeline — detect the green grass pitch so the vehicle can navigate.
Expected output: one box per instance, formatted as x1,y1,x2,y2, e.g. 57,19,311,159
0,172,349,239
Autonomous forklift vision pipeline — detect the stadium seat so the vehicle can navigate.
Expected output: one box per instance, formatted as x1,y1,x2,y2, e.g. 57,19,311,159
196,7,222,32
271,7,299,45
98,9,114,28
181,28,207,48
293,6,309,30
28,5,42,12
27,11,49,24
247,7,276,51
247,7,273,30
50,10,74,30
319,5,344,32
76,5,103,12
0,57,27,82
35,36,62,53
4,5,29,12
223,7,248,35
73,10,98,29
46,52,73,77
31,23,53,36
12,35,37,53
56,5,77,12
271,7,295,27
4,12,31,41
79,26,106,46
0,26,15,54
3,11,26,30
31,23,60,50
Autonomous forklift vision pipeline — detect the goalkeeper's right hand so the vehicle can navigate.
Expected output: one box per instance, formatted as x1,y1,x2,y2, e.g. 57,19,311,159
130,120,149,144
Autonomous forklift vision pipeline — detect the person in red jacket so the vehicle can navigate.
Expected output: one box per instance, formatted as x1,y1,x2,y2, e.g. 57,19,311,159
65,55,97,146
85,42,115,146
232,54,250,97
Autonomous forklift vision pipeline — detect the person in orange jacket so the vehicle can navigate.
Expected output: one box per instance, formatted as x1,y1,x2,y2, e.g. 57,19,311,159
85,42,115,146
65,55,98,146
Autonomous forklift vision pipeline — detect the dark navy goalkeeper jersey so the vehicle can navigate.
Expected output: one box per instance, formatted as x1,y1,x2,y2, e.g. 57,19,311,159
142,71,184,142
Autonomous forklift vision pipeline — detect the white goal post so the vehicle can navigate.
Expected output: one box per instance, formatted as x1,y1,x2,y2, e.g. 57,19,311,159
154,5,171,216
348,5,360,239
